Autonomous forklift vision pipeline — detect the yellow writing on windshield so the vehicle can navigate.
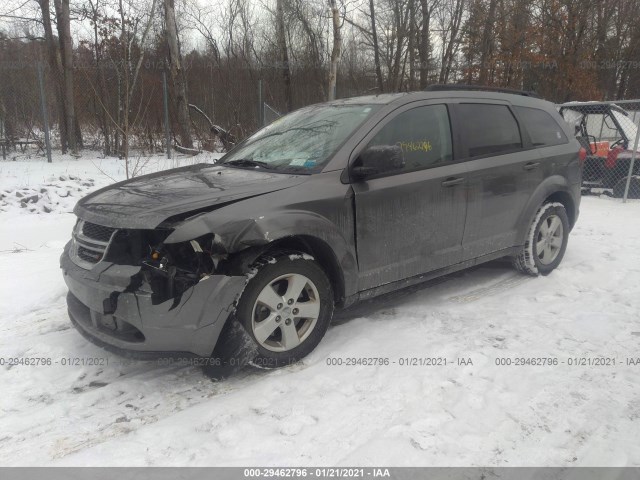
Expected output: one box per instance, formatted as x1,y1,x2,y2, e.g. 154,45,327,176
398,140,432,152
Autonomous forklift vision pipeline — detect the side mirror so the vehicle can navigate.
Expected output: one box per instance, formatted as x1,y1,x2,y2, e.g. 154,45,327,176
351,145,404,180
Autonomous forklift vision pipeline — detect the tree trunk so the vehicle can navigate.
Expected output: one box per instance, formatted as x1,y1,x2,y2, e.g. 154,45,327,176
369,0,384,93
164,0,193,148
276,0,293,111
408,0,416,90
439,0,464,84
478,0,498,85
39,0,68,153
119,0,130,172
418,0,431,88
53,0,78,154
88,0,111,155
390,0,408,91
328,0,342,101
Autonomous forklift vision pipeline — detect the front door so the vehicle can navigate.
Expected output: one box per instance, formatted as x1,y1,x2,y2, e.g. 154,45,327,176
351,103,468,291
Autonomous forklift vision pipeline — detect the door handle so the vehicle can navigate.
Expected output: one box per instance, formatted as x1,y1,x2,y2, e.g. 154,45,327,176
441,177,465,187
523,162,540,171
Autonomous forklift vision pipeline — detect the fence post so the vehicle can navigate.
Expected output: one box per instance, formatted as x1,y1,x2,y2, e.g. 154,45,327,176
37,62,52,163
258,79,263,127
622,117,640,203
162,71,172,159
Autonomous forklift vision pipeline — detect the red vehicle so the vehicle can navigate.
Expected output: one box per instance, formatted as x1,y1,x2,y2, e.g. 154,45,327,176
559,102,640,197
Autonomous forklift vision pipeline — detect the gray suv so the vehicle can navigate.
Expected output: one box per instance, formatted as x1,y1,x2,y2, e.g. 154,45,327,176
61,86,581,376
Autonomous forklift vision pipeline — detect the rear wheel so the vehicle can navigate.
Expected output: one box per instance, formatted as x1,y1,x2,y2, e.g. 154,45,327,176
512,202,569,276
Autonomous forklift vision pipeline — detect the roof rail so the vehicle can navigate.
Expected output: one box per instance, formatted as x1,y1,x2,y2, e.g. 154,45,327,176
424,84,541,98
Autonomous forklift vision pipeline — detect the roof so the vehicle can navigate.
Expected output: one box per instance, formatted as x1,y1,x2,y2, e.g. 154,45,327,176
330,88,549,107
424,84,540,98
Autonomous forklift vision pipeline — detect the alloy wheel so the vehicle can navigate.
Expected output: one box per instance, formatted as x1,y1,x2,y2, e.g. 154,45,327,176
251,273,321,352
536,214,564,265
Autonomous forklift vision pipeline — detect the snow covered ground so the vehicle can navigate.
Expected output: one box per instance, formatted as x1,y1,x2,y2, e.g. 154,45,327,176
1,154,639,466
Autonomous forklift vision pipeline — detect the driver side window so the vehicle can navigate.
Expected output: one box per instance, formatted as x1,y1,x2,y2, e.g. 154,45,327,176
367,104,453,173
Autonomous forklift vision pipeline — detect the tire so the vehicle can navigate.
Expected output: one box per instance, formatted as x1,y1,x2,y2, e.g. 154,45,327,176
203,315,259,380
512,202,570,276
234,253,334,369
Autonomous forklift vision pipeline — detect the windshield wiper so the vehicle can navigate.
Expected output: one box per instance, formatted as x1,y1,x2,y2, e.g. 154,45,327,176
224,159,270,169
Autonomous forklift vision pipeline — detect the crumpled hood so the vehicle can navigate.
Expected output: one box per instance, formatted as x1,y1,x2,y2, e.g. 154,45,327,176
75,164,308,229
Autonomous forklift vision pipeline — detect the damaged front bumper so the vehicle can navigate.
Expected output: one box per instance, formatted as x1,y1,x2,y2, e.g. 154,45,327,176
60,242,247,357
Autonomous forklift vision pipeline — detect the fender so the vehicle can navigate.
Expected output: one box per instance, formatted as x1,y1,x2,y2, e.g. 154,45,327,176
164,207,359,300
516,174,577,246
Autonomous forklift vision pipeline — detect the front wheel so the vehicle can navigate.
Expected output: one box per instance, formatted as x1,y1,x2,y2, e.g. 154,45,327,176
512,202,570,276
236,254,334,369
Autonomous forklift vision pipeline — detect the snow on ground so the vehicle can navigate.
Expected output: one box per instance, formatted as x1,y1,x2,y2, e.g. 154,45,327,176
0,152,222,218
1,154,639,466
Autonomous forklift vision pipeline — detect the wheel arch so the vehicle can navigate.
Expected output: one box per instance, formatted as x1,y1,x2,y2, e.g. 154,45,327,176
516,176,578,245
254,235,347,306
165,208,359,305
544,190,576,228
214,233,354,307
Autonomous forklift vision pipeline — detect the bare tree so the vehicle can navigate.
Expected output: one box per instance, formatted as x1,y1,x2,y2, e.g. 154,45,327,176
437,0,463,84
276,0,293,111
477,0,498,85
53,0,78,153
164,0,193,148
418,0,439,87
37,0,68,152
369,0,384,92
84,0,112,155
328,0,342,100
408,0,416,89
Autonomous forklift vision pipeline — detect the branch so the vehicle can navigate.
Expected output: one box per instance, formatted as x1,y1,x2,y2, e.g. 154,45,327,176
343,16,371,38
0,14,42,25
174,142,201,155
128,0,158,104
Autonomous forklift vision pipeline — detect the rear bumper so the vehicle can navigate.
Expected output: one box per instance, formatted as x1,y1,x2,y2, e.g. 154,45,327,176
60,242,247,357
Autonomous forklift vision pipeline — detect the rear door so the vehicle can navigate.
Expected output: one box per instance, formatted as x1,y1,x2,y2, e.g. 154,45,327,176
351,102,468,291
452,101,543,260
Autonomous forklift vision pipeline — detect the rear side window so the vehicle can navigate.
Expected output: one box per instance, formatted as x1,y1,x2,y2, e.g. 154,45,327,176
515,106,568,147
366,104,453,172
458,104,522,157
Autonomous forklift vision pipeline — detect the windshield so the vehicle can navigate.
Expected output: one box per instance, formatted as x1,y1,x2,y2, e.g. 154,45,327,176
221,104,379,173
612,110,639,150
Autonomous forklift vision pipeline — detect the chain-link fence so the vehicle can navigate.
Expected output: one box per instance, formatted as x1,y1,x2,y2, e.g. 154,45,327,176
558,101,640,201
0,61,256,161
263,103,282,126
0,58,361,162
3,54,640,204
0,61,53,162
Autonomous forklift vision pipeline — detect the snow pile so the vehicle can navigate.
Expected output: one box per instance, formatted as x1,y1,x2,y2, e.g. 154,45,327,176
0,175,95,215
0,152,223,218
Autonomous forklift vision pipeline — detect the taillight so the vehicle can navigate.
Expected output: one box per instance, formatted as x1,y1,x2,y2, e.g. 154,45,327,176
578,147,587,164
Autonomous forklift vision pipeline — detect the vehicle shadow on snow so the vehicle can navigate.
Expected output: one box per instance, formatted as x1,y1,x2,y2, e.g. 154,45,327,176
331,258,514,325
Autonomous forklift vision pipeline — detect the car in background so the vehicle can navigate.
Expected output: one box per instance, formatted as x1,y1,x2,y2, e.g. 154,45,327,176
559,102,640,197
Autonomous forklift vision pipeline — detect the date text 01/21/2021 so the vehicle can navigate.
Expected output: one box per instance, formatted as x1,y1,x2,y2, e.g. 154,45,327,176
243,468,391,477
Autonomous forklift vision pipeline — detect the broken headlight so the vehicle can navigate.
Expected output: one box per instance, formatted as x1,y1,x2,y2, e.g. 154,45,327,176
141,234,224,305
